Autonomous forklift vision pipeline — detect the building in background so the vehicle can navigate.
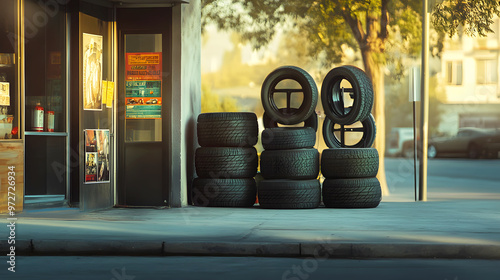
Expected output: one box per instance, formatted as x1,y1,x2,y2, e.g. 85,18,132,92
439,18,500,135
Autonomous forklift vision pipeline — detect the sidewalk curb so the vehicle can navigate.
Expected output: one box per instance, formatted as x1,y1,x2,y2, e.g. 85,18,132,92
3,240,500,259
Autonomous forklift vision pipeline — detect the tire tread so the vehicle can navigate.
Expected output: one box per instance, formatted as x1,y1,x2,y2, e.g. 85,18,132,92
321,148,379,179
322,178,381,208
258,179,321,209
192,178,256,207
260,149,319,180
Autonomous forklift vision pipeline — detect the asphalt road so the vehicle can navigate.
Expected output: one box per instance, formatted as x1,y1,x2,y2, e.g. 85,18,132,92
2,256,500,280
384,157,500,201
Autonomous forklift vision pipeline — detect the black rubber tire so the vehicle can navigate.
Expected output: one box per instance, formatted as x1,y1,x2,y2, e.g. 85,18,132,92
195,147,258,178
322,114,376,148
322,178,382,208
261,127,316,150
321,148,379,179
258,179,321,209
260,149,319,180
261,66,318,125
192,178,256,207
262,108,318,131
197,112,258,147
321,66,373,125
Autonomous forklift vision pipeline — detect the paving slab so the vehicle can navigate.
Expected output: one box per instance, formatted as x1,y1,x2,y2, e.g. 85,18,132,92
1,200,500,259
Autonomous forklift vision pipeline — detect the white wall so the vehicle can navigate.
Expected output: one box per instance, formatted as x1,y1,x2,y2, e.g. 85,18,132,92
170,0,201,207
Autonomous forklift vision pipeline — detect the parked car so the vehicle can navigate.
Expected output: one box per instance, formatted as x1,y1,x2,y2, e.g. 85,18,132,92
386,127,415,157
428,127,500,159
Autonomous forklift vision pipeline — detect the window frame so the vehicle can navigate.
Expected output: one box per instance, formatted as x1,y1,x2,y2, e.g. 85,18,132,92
446,60,463,86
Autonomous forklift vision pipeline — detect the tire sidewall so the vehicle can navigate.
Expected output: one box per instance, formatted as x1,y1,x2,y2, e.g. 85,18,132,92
321,66,372,125
263,109,318,131
322,114,376,148
261,66,317,125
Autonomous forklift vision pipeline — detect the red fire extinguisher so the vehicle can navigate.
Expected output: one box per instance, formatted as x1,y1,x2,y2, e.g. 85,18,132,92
32,102,44,132
45,111,54,132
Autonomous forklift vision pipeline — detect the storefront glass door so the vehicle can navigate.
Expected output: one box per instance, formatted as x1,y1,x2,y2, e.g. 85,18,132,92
117,8,172,206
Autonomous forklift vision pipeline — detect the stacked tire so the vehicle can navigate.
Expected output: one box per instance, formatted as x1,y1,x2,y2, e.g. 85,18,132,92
193,113,258,207
321,65,376,149
258,66,321,209
320,66,381,208
321,148,381,208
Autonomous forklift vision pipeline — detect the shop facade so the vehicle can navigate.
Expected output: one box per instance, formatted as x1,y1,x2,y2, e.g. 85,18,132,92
0,0,200,212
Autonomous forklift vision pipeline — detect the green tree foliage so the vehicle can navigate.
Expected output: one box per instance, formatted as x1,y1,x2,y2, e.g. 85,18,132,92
432,0,500,37
203,1,423,61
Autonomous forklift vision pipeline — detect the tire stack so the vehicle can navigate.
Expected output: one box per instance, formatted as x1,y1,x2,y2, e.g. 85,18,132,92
320,66,381,208
321,148,381,208
193,113,258,207
258,66,321,209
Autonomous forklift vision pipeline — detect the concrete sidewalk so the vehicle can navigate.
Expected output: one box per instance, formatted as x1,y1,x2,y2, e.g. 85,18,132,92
2,200,500,259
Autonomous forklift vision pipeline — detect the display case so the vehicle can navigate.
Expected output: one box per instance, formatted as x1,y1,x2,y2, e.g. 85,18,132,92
23,0,68,197
24,0,67,134
0,0,20,140
0,0,24,214
0,53,18,139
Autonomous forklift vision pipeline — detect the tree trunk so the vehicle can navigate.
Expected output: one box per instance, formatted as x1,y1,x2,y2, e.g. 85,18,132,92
361,48,389,196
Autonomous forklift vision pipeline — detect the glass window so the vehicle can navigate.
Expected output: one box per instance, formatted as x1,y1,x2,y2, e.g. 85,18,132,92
23,0,67,196
124,34,163,142
446,61,463,85
0,53,17,139
476,59,498,84
24,0,67,133
0,0,18,139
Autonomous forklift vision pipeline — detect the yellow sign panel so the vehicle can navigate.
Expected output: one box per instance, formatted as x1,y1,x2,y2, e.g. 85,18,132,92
127,54,161,65
102,81,108,105
106,81,114,108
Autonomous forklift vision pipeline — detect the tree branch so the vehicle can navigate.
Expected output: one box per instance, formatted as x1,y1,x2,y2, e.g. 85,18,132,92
380,0,389,40
339,4,365,46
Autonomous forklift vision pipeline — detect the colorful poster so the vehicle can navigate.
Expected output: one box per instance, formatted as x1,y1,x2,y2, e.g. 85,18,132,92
83,33,103,111
126,53,162,80
85,130,97,153
84,129,110,183
0,82,9,106
96,130,110,182
85,152,98,182
125,52,162,119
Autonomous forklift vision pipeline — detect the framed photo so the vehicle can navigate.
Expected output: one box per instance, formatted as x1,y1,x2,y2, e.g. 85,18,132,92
84,129,110,183
83,33,103,111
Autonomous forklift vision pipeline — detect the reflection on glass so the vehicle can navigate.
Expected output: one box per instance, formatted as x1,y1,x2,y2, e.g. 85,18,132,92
24,0,67,133
476,59,497,85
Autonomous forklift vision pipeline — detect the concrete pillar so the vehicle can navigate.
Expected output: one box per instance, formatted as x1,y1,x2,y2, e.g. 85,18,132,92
170,0,201,207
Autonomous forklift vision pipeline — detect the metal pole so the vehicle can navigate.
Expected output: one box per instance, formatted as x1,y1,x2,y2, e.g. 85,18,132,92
410,66,420,202
419,0,430,201
413,100,418,201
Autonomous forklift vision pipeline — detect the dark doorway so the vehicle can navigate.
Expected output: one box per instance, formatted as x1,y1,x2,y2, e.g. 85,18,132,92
117,8,172,206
